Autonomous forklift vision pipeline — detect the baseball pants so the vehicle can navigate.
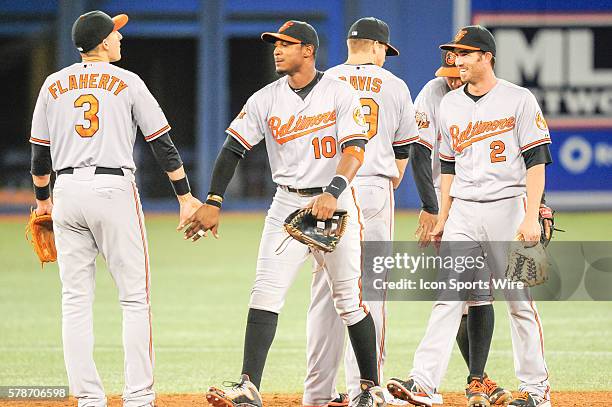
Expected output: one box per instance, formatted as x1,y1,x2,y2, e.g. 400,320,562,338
249,185,368,325
52,167,154,407
409,196,550,399
303,176,393,406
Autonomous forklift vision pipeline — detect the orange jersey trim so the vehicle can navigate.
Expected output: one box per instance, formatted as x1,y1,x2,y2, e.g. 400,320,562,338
144,124,171,141
337,133,367,145
227,128,253,150
417,138,433,150
392,135,420,145
520,137,551,152
439,152,455,161
30,137,50,145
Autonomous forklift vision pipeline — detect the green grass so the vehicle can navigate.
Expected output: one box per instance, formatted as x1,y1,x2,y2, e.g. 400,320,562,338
1,211,611,394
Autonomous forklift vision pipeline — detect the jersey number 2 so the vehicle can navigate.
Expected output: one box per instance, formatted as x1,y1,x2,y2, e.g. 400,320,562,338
360,97,379,139
490,140,506,163
74,94,99,138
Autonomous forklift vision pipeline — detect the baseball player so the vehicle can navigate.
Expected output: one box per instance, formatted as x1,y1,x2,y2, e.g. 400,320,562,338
30,11,201,407
414,50,512,406
301,17,438,407
387,26,552,407
181,21,386,407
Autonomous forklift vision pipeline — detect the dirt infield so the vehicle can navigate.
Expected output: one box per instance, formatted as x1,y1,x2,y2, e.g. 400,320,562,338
0,392,607,406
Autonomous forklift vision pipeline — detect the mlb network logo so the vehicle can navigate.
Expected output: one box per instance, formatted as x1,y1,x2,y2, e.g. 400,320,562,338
474,13,612,129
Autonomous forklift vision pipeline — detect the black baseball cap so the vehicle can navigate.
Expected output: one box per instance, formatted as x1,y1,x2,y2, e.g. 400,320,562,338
72,10,128,53
440,25,496,56
435,50,460,77
347,17,399,56
261,20,319,49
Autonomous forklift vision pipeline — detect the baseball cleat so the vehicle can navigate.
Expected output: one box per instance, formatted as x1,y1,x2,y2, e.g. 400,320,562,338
326,393,349,407
386,377,443,406
353,380,386,407
483,375,513,406
205,374,263,407
465,377,491,407
509,392,551,407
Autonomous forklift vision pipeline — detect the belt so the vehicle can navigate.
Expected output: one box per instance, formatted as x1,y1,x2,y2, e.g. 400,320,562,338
57,167,125,176
279,185,324,197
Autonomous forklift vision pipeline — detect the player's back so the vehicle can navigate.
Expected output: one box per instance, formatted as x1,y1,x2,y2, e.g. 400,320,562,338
33,62,168,172
326,64,419,178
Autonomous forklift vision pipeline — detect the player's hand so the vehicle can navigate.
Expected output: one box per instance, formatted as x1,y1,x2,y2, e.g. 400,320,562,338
179,203,220,241
391,176,401,190
307,192,337,220
176,193,203,230
429,217,446,249
540,204,553,241
516,216,540,246
35,198,53,216
416,210,437,247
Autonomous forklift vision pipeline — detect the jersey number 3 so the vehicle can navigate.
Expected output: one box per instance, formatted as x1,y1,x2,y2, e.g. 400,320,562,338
360,98,379,139
74,94,100,138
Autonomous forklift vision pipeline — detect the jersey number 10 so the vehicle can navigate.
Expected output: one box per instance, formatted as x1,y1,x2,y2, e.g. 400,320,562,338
74,94,100,138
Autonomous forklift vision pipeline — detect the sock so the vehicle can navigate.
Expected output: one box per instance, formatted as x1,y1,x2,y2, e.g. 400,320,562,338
467,304,494,379
241,308,278,389
347,313,379,385
456,314,470,368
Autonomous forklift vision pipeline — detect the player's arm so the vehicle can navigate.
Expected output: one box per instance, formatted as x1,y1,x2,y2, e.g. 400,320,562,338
30,83,53,216
148,132,203,229
391,143,410,189
408,142,439,246
515,92,553,243
309,140,365,220
517,144,552,242
430,155,455,242
30,144,53,216
431,170,454,244
181,136,247,240
392,158,408,189
409,143,438,215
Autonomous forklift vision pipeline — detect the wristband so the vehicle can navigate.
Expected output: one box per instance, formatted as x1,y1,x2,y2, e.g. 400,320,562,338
34,184,50,201
171,176,190,196
325,175,348,199
206,193,223,208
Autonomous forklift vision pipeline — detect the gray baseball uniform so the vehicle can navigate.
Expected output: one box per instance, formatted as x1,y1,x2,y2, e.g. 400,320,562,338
30,61,170,407
226,72,369,323
303,63,420,405
410,79,551,400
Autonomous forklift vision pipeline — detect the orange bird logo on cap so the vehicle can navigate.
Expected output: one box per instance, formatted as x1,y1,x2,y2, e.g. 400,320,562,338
454,29,467,42
279,21,294,32
445,52,457,66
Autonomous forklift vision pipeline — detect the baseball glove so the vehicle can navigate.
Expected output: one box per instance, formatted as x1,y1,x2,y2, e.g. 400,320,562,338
539,204,563,247
283,208,349,253
25,210,57,265
505,236,551,287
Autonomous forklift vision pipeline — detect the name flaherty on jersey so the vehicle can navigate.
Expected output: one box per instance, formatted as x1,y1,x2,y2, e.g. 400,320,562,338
30,62,170,172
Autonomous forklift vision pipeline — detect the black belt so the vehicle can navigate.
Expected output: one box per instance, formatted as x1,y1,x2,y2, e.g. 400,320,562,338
279,185,324,197
57,167,125,176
